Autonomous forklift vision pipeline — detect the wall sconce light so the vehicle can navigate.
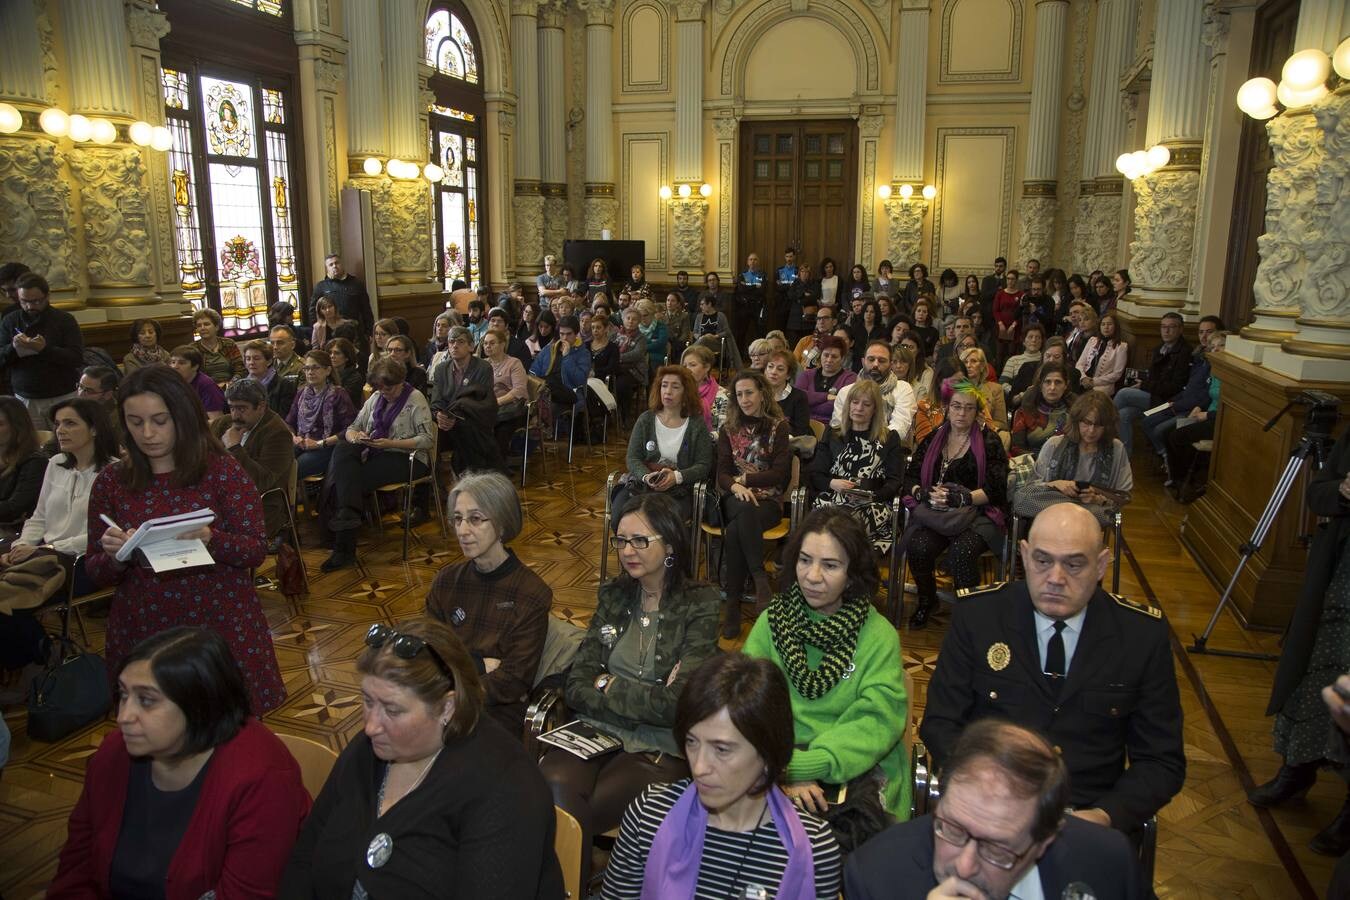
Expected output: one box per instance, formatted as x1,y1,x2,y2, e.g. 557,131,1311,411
1114,145,1170,180
0,104,22,134
128,120,155,146
150,126,173,152
362,157,383,176
39,107,69,137
67,114,92,142
877,184,892,200
423,162,444,182
658,185,672,200
677,183,692,198
1237,40,1345,120
699,182,712,197
898,183,914,199
921,184,937,201
90,118,118,145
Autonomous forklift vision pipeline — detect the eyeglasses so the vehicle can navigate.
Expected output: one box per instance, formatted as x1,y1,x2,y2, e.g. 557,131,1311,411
609,534,661,551
364,624,455,687
933,815,1032,870
301,364,325,372
451,513,491,529
1079,419,1105,428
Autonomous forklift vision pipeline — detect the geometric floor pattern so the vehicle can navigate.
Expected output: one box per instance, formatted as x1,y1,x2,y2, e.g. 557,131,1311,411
0,433,1333,898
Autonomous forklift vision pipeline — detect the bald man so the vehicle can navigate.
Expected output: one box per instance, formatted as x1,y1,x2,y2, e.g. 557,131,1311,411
921,504,1185,838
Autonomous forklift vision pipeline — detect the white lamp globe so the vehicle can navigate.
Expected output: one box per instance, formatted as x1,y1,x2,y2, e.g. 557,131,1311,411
67,114,92,142
898,183,914,199
1334,36,1350,80
423,162,444,181
877,184,892,200
677,183,692,198
90,118,117,145
150,126,173,152
699,182,712,198
658,185,672,200
1236,78,1279,117
1277,80,1328,108
1115,153,1133,175
0,104,21,134
1130,150,1149,175
1282,49,1331,92
1146,145,1170,170
39,108,69,137
128,121,154,146
387,158,404,178
922,184,937,201
1250,105,1280,121
362,157,382,176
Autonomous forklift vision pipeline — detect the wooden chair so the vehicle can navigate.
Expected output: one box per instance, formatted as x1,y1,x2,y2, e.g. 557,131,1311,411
369,450,451,561
275,731,338,800
554,806,585,899
691,457,806,586
598,469,701,583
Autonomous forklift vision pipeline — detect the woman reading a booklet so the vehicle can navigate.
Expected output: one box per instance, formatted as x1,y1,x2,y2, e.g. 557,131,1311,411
600,653,843,900
87,365,286,714
540,492,720,889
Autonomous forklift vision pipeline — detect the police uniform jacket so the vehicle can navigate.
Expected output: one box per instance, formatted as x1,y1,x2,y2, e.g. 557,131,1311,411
920,581,1185,833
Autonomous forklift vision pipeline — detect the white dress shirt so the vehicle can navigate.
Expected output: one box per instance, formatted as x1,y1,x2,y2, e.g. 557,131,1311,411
1033,607,1087,674
1009,863,1046,900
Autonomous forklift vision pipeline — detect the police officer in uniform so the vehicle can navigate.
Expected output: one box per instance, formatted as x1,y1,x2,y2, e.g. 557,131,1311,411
921,503,1185,838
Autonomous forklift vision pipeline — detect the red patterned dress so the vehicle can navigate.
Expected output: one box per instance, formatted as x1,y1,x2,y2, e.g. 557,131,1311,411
85,453,285,714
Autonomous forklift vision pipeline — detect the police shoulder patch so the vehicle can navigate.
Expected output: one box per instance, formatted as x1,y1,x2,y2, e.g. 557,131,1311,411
1111,592,1162,619
956,581,1007,599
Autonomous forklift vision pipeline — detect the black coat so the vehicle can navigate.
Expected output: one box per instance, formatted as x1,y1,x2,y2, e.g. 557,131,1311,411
1268,427,1350,714
0,306,84,399
1144,338,1193,404
0,450,48,525
921,582,1186,833
844,814,1142,900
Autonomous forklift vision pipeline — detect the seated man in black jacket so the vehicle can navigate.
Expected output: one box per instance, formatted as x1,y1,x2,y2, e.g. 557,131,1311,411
846,719,1142,900
1113,312,1193,457
431,325,500,473
0,273,83,428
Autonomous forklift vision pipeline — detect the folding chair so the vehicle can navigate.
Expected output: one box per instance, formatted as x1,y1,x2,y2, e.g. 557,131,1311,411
368,450,451,560
258,455,307,595
39,553,116,646
691,458,806,587
508,375,549,486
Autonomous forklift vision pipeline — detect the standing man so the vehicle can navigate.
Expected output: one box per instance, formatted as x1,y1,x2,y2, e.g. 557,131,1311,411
772,246,798,333
980,256,1008,307
310,253,373,340
536,255,565,310
211,378,294,542
732,251,765,349
0,273,83,427
675,270,700,320
1019,258,1041,291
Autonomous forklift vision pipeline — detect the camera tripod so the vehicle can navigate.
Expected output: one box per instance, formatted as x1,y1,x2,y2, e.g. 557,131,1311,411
1188,395,1337,660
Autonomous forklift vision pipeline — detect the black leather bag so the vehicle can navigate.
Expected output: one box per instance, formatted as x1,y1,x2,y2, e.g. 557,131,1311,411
820,765,894,853
27,638,111,743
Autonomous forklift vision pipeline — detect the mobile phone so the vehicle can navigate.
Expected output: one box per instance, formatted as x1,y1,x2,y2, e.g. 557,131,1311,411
643,471,663,485
22,323,41,337
821,782,848,806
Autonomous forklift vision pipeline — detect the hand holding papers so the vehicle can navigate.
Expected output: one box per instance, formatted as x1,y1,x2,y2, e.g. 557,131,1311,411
107,509,217,573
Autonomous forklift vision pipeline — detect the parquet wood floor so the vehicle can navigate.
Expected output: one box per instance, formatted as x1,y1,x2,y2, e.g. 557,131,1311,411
0,436,1338,898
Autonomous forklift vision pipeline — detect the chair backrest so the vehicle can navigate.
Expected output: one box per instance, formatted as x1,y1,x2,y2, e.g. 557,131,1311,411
526,374,545,404
554,805,585,899
284,452,298,506
275,731,339,800
35,429,53,447
902,667,915,744
809,419,825,441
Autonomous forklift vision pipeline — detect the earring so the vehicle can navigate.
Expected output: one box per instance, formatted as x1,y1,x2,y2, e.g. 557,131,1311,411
664,555,675,568
439,717,450,726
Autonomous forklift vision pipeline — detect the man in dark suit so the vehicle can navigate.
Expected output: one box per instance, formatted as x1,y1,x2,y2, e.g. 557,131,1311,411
846,719,1142,900
922,503,1186,838
212,378,294,541
980,256,1008,307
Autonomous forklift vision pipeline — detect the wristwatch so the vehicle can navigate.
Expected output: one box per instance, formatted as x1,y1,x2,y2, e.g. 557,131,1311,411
594,673,613,691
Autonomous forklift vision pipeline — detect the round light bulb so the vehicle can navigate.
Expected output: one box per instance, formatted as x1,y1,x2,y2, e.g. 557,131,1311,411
1334,36,1350,80
1146,145,1170,170
677,183,692,198
67,114,92,142
1236,78,1279,117
387,158,403,178
362,157,382,176
1249,105,1280,121
90,118,117,145
1115,153,1133,175
658,185,672,200
0,104,21,134
1282,48,1331,92
1277,80,1328,108
128,120,154,146
877,184,892,200
898,183,914,199
423,162,444,181
39,107,69,137
150,125,173,152
699,182,712,198
922,184,937,201
1130,150,1149,173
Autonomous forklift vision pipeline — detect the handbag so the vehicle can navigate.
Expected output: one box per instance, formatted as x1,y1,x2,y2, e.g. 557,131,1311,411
275,541,307,598
819,765,894,853
1006,452,1038,498
907,502,978,537
27,636,111,742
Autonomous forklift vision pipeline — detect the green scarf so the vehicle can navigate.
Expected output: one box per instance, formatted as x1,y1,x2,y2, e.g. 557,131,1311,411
767,584,871,700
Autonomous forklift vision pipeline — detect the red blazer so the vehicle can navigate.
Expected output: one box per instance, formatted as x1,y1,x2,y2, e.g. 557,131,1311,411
49,718,312,900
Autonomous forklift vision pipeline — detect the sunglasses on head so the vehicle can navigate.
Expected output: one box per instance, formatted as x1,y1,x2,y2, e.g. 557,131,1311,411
364,624,455,687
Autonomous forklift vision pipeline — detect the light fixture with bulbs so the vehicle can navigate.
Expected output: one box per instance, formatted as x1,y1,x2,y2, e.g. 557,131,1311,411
423,162,444,182
677,183,692,198
898,183,914,199
128,120,155,146
877,184,892,199
1236,39,1347,121
658,185,672,200
90,118,118,145
1114,144,1172,180
0,104,22,134
657,183,713,200
699,182,712,197
150,126,173,152
362,157,383,176
922,184,937,201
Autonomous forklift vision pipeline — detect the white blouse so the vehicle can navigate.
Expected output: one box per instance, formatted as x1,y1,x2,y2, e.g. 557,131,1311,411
19,454,100,555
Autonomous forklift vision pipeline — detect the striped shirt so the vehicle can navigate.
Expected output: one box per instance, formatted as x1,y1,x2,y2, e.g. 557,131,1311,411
601,779,842,900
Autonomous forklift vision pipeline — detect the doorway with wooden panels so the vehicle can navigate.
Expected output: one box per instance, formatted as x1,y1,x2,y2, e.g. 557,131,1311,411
737,120,858,277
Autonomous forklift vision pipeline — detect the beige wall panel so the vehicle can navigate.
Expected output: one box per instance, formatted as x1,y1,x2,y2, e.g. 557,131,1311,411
743,18,857,102
621,134,667,269
932,128,1016,271
940,0,1023,84
622,2,668,93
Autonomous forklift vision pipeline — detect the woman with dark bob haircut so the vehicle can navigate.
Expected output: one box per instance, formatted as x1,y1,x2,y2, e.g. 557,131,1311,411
49,627,311,898
602,653,843,899
744,507,911,847
282,619,562,898
88,365,286,713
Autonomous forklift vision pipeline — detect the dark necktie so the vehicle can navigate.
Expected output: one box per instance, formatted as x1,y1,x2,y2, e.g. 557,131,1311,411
1045,621,1067,682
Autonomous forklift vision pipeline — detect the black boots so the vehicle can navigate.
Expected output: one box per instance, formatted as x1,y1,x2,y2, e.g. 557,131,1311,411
1310,790,1350,857
909,595,936,630
1247,761,1319,807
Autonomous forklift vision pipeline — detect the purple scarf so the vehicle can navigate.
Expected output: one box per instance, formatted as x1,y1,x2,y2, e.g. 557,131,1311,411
369,383,413,441
642,783,816,900
907,421,1005,528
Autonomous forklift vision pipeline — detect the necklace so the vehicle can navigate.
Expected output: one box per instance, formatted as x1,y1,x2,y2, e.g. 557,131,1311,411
636,608,659,678
721,804,769,899
377,748,441,817
939,431,971,482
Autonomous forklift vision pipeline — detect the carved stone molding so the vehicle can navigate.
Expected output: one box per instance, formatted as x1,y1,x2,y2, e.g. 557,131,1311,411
858,114,884,138
1016,196,1057,270
314,59,345,93
510,0,541,16
883,199,927,269
583,196,618,239
1304,92,1350,324
578,0,616,26
323,95,340,254
669,198,707,269
35,0,60,101
1073,192,1122,276
66,147,152,290
1201,2,1230,56
674,0,706,21
514,193,545,269
0,138,77,291
1251,112,1323,321
498,111,517,135
125,3,170,51
712,113,738,140
388,179,432,277
538,0,568,29
1128,168,1201,295
542,195,568,263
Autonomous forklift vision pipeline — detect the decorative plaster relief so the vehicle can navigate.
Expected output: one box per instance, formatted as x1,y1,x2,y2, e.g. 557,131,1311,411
314,59,345,93
940,0,1023,84
1252,112,1322,315
1305,92,1350,323
584,196,618,240
324,95,340,254
670,198,708,269
578,0,616,26
1054,0,1091,269
514,193,545,269
860,135,877,267
138,54,176,288
389,179,432,275
542,196,568,262
1016,196,1056,270
1127,168,1200,293
1073,192,1121,275
718,141,732,271
125,4,171,50
883,199,927,270
66,147,152,288
0,138,77,290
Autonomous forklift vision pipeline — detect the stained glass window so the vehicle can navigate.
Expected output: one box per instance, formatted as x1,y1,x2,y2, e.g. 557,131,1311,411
430,109,482,290
225,0,284,16
425,10,478,83
162,64,302,334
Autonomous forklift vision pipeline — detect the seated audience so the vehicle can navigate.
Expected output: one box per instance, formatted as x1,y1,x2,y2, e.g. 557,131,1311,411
323,336,365,408
425,471,551,736
1164,332,1227,501
1113,312,1194,457
1009,361,1072,457
1009,336,1080,407
76,364,120,411
205,378,293,542
898,333,935,404
829,340,916,444
901,379,1009,629
1017,390,1133,527
831,326,858,373
168,345,226,422
1076,311,1129,396
423,310,455,370
614,365,714,524
50,627,311,899
795,337,856,425
485,307,531,369
240,339,298,418
310,294,352,351
384,333,429,395
516,302,538,347
747,337,774,372
587,311,622,400
765,349,811,438
911,298,940,358
635,299,668,374
320,358,434,572
958,346,1009,447
784,261,821,348
810,379,904,554
431,326,500,474
844,720,1142,900
480,326,528,461
692,292,742,370
0,398,118,677
793,306,837,371
281,619,563,898
922,503,1186,837
602,653,843,899
744,507,911,838
286,349,358,480
999,324,1044,390
122,318,171,372
615,307,648,412
680,344,726,431
368,317,398,369
662,292,693,358
88,366,286,713
190,309,243,384
530,315,591,427
542,493,720,888
466,299,489,344
0,396,47,529
268,325,304,379
716,371,792,632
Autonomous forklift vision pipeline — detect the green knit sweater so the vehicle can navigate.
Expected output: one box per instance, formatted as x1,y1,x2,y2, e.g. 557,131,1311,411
743,603,911,820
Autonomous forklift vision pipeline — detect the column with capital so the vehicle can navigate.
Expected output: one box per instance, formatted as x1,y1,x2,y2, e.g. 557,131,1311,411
512,0,544,271
538,0,568,262
581,0,617,239
883,2,930,269
382,0,433,287
669,0,707,270
1123,0,1208,314
1015,0,1069,270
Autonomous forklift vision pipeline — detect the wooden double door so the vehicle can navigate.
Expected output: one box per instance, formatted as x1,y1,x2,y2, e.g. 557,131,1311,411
737,120,858,277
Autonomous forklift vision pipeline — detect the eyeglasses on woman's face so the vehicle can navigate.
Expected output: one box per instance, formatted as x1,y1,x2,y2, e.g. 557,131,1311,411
609,534,660,550
364,624,455,687
452,512,492,529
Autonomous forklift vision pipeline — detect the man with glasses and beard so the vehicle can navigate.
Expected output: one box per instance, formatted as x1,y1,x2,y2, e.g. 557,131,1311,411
0,272,84,427
829,339,917,443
